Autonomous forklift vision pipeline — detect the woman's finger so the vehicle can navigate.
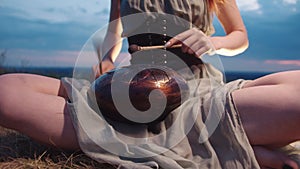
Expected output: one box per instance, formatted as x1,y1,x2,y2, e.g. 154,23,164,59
187,48,194,55
165,29,193,47
165,37,182,48
181,44,189,53
195,45,212,57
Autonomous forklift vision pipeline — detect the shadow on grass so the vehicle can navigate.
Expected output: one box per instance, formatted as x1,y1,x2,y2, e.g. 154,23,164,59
0,127,115,169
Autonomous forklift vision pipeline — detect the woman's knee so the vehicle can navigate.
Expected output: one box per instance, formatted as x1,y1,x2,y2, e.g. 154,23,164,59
278,70,300,86
0,73,67,97
0,74,38,118
0,73,21,97
0,74,26,97
0,74,21,123
287,71,300,92
0,73,32,91
279,71,300,109
0,73,20,84
243,70,300,89
232,72,300,145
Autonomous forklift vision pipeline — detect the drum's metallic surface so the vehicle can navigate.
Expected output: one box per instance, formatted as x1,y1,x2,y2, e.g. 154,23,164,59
90,64,189,125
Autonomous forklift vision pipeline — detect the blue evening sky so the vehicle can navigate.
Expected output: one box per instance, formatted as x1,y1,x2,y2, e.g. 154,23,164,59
0,0,299,72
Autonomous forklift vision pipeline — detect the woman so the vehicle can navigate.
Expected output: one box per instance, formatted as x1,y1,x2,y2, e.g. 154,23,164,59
0,0,299,168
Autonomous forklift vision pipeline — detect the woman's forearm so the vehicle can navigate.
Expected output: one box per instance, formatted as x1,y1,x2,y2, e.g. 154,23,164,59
213,0,249,56
102,32,123,62
210,29,249,56
102,0,123,62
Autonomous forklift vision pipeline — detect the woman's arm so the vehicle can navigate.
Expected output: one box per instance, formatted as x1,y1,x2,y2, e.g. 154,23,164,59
211,0,249,56
165,0,248,57
94,0,123,77
102,0,123,62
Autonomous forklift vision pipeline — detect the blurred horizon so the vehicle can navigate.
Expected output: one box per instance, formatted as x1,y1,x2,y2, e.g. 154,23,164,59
0,0,300,72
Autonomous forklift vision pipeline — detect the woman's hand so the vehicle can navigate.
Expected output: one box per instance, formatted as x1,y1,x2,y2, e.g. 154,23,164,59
165,28,215,57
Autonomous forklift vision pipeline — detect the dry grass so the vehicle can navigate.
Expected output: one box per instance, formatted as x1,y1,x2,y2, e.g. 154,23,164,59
0,127,116,169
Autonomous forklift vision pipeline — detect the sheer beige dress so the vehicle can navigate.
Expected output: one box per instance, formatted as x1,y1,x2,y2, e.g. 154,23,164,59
61,0,263,168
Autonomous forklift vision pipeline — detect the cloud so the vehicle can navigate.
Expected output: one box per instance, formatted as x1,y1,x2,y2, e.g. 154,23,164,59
2,49,79,67
2,48,131,68
0,15,97,51
0,0,111,51
283,0,298,5
265,60,300,66
236,0,261,12
220,57,300,72
236,0,300,14
1,0,276,20
1,0,110,25
0,1,113,51
1,0,299,72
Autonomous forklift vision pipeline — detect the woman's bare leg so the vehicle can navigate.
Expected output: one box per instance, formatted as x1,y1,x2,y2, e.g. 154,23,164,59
232,70,300,146
232,70,300,168
0,73,79,150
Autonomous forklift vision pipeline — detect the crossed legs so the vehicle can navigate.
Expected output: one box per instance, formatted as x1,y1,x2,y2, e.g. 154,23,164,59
0,70,300,168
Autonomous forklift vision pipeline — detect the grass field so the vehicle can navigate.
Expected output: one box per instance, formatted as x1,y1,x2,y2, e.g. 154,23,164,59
0,126,115,169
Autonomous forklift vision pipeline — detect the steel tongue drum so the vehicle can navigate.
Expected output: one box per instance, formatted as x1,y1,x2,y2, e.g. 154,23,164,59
89,64,190,125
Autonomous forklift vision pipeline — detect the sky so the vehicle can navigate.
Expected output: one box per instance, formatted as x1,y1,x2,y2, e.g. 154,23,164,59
0,0,299,72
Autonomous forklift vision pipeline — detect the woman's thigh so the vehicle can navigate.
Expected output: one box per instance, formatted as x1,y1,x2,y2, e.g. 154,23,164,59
0,73,79,150
232,70,300,147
